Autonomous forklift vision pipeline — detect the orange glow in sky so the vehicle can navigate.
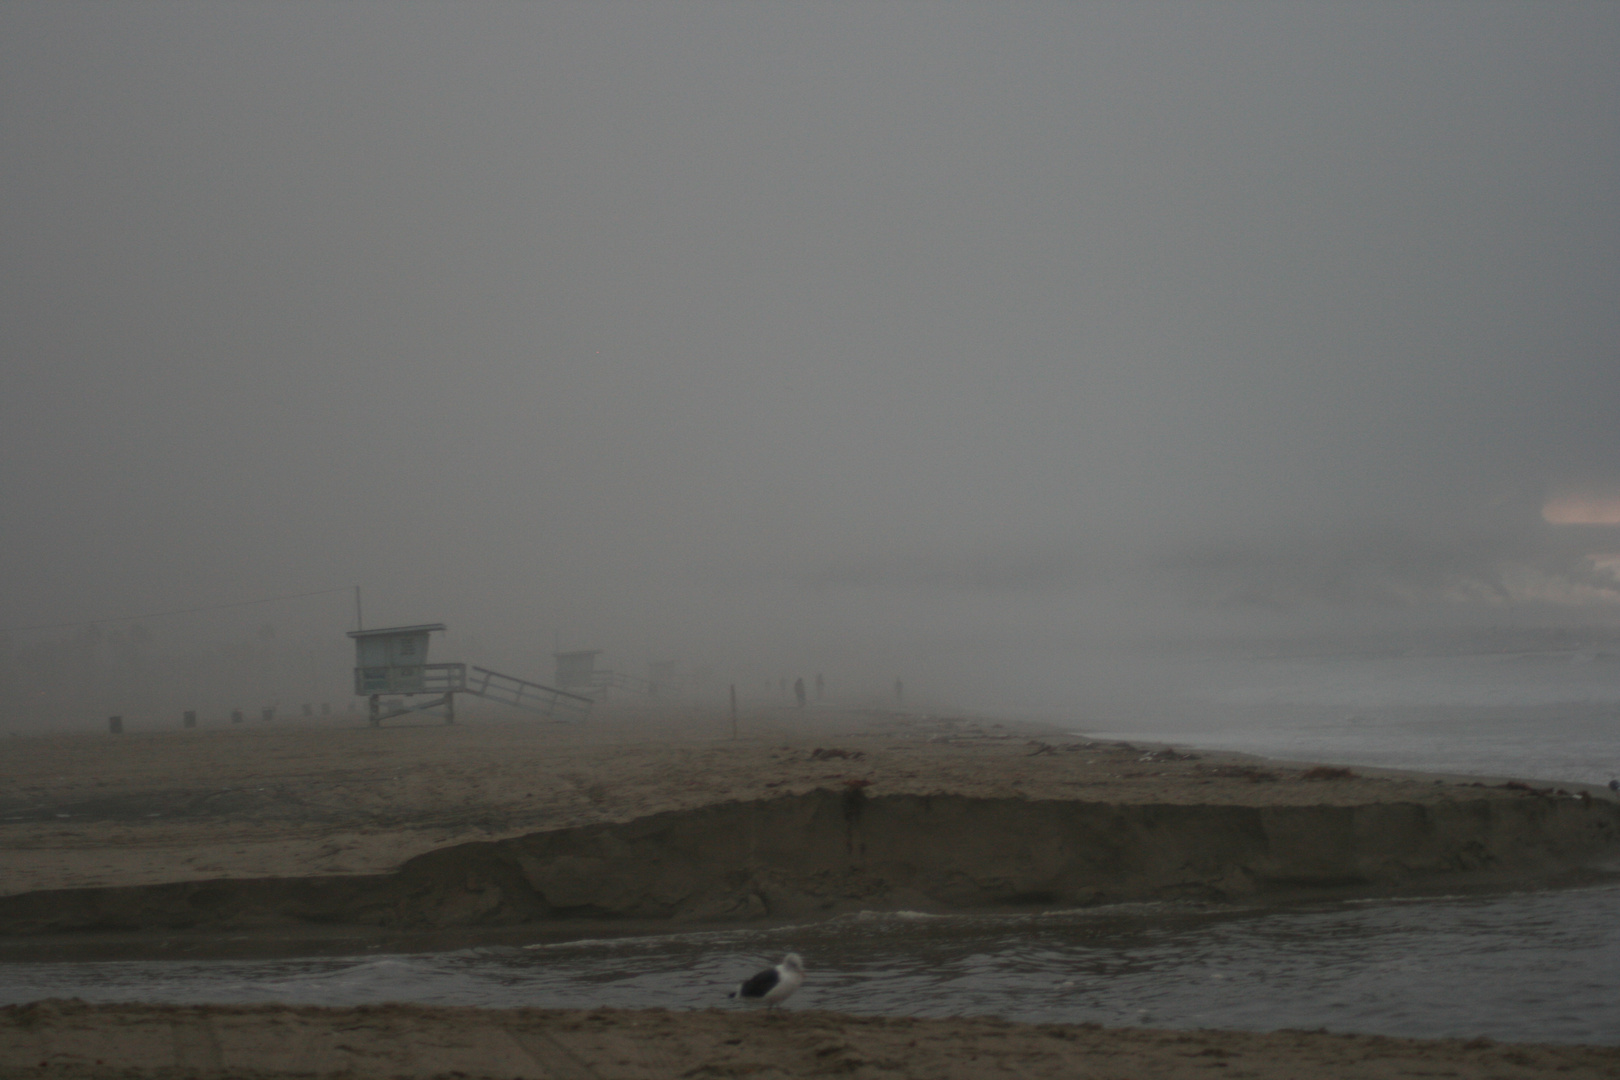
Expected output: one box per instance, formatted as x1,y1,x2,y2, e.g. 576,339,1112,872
1543,495,1620,525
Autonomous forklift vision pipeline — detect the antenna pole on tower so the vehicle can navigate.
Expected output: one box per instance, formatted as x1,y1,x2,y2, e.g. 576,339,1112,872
354,586,363,632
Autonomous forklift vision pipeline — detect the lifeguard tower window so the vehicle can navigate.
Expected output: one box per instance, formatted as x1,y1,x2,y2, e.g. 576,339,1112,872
349,624,446,695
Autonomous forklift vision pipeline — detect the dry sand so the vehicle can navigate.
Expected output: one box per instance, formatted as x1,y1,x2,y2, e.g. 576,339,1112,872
5,701,1605,898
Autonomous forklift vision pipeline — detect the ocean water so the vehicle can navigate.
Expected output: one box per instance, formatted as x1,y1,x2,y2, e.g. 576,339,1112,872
1083,639,1620,788
3,639,1618,1043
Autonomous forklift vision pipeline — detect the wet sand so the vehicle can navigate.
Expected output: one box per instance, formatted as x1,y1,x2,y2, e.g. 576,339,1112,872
4,999,1617,1079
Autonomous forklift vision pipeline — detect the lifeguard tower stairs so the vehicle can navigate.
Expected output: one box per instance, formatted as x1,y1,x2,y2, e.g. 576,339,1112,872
350,624,592,726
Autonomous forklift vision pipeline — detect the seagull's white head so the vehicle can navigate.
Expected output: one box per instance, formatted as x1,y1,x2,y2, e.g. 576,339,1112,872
781,953,804,973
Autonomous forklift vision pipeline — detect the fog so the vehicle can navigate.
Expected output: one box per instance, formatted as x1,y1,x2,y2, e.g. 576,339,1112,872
3,3,1618,728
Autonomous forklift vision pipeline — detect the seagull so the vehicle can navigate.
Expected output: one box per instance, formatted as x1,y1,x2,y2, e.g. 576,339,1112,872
728,953,805,1009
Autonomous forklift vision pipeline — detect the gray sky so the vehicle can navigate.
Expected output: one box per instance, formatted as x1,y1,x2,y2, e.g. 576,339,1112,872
3,3,1618,712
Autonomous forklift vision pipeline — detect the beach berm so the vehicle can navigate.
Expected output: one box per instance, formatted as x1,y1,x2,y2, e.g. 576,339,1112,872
1,703,1616,936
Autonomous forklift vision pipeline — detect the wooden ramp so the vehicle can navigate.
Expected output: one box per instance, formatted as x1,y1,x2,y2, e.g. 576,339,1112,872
368,663,592,725
465,665,593,722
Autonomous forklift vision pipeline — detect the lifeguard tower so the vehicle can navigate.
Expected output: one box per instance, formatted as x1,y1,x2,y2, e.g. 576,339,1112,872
351,624,593,726
554,649,672,698
553,649,601,691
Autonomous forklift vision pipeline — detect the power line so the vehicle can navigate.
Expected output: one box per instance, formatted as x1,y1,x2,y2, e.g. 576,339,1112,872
0,586,357,634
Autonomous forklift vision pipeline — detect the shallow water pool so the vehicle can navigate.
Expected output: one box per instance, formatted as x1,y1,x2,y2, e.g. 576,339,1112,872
4,884,1616,1044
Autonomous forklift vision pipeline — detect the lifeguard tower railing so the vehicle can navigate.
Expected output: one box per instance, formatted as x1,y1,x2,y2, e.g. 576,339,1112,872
355,662,593,723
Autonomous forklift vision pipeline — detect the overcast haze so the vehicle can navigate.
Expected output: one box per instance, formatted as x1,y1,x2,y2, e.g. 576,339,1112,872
3,3,1618,723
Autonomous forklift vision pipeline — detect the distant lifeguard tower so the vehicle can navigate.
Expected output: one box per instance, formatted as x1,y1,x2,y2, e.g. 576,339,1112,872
553,649,602,692
350,624,592,726
553,649,683,698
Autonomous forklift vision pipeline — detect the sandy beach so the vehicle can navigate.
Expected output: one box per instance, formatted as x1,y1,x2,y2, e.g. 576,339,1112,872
5,998,1619,1079
3,703,1618,1076
5,702,1613,901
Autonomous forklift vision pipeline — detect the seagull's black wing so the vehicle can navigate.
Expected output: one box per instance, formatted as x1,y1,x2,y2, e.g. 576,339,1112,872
732,967,781,999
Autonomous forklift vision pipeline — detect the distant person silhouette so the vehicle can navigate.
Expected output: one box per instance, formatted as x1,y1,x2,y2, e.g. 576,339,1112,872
794,677,806,707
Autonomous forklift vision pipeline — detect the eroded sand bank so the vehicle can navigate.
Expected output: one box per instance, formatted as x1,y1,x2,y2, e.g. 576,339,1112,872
4,785,1618,938
2,704,1617,939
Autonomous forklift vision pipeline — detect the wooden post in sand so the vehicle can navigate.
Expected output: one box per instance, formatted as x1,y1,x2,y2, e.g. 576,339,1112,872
729,684,738,739
108,716,122,734
182,710,196,729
